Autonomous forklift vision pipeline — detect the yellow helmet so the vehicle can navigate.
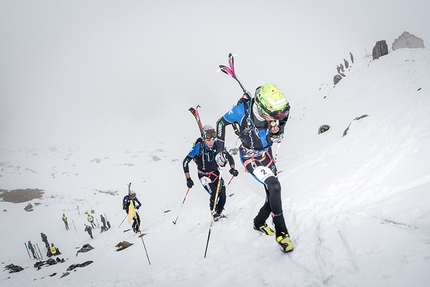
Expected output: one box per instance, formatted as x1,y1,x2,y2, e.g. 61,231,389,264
254,83,290,120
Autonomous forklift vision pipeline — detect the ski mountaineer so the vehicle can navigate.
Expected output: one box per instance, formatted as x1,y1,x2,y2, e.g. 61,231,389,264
183,125,238,221
27,241,37,259
215,83,294,252
123,190,142,233
62,213,69,230
87,213,96,228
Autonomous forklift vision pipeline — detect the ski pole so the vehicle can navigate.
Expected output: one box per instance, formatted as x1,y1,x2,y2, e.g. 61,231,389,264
274,141,281,163
135,211,151,265
173,187,191,225
204,168,223,258
227,175,235,186
118,214,127,228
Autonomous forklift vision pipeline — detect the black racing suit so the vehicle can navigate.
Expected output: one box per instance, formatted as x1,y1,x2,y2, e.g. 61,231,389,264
183,138,235,214
216,99,290,236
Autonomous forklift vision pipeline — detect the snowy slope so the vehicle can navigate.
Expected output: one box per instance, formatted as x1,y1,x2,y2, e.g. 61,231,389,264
1,48,430,287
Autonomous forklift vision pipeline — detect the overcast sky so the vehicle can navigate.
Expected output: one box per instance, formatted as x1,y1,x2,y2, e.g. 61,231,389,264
1,0,429,146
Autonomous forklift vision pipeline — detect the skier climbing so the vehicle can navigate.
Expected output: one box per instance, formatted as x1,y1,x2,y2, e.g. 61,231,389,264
123,190,142,233
62,213,69,230
27,241,37,259
40,232,49,249
215,83,294,252
87,213,96,228
183,125,238,220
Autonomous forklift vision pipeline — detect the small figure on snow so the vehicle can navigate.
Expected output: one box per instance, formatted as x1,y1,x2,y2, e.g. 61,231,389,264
87,213,96,228
123,190,142,233
62,213,69,230
100,214,108,232
48,243,61,257
344,58,349,69
40,232,49,249
84,224,94,239
215,83,294,252
104,213,111,229
27,241,37,259
183,125,238,221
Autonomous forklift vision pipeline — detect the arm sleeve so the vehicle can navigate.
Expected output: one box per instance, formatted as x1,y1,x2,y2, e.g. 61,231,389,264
216,103,246,152
182,143,200,173
135,198,142,207
225,150,235,166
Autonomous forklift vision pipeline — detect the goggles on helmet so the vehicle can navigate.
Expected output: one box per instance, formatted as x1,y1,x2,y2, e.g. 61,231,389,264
255,97,290,120
202,129,216,140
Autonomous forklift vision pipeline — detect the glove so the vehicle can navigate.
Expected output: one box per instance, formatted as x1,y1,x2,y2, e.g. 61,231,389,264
136,205,141,210
215,150,227,167
229,168,239,177
186,178,194,188
271,133,284,143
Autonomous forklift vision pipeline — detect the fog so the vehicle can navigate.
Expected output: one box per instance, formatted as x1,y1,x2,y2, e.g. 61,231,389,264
1,0,430,147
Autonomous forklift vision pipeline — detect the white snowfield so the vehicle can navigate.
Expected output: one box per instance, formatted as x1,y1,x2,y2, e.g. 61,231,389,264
1,48,430,287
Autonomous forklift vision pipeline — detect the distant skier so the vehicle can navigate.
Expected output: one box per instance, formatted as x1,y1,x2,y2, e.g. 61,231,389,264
123,190,142,233
104,213,111,229
27,241,37,259
182,125,238,220
62,213,69,230
215,83,294,252
344,58,349,69
350,52,354,63
100,214,108,232
40,232,49,249
48,243,61,257
84,224,94,239
87,213,96,228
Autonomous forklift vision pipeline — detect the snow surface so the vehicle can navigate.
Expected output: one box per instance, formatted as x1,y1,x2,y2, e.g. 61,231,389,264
2,48,430,286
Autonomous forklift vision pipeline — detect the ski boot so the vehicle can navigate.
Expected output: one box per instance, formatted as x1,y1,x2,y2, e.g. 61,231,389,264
212,212,226,222
276,232,294,252
253,223,275,236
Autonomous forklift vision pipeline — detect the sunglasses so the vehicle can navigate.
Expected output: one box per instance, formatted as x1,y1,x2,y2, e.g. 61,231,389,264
257,102,290,120
202,129,216,140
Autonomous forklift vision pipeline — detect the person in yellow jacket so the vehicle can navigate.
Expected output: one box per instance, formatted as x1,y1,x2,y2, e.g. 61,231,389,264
87,213,96,228
48,243,61,257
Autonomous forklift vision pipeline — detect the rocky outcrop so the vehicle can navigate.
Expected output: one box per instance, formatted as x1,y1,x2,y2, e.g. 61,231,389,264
372,40,388,60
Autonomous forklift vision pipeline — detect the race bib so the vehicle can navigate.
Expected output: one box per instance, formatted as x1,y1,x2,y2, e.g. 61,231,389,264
253,166,274,182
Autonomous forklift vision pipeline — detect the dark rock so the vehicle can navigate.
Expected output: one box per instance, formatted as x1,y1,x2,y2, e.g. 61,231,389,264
318,125,331,134
372,40,388,60
67,261,93,271
4,263,24,273
333,74,342,85
116,241,133,251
